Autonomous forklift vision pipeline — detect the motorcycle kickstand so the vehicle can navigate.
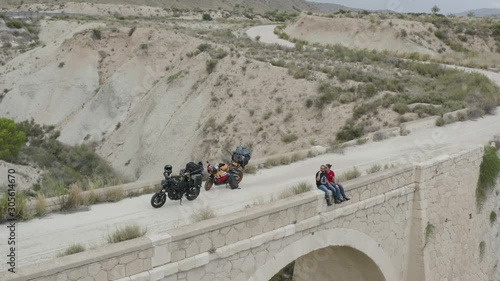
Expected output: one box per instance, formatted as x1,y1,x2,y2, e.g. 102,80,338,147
179,196,183,205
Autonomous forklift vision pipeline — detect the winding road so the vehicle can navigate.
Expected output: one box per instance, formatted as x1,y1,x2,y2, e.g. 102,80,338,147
1,25,500,273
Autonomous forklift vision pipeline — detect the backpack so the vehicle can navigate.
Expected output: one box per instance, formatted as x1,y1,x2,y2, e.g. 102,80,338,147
232,146,252,168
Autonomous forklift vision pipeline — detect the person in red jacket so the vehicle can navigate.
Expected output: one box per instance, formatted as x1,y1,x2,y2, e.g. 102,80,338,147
325,164,350,202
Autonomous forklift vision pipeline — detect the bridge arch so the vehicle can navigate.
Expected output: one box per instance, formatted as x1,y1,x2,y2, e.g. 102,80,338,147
247,228,398,281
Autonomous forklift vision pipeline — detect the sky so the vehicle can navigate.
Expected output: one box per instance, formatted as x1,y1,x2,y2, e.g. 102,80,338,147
309,0,500,14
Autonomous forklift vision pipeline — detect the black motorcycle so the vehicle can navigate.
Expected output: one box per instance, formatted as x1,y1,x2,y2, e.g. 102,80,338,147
150,162,203,207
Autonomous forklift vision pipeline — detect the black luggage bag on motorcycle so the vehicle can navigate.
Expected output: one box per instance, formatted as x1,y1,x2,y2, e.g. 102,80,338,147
232,146,252,168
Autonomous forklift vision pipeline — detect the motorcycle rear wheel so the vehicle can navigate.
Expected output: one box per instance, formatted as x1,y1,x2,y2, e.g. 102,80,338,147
151,192,166,208
237,171,244,184
205,178,214,191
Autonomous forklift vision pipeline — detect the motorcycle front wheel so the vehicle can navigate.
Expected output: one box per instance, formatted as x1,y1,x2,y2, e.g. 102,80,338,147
151,192,167,208
186,187,201,201
205,178,214,191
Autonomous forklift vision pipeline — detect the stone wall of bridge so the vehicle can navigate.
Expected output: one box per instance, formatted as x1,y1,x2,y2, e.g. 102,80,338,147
2,145,499,281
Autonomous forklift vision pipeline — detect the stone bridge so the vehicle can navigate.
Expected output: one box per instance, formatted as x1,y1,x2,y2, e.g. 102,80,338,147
2,145,500,281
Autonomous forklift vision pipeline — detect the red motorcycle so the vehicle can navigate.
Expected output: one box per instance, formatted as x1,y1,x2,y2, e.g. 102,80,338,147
204,146,252,191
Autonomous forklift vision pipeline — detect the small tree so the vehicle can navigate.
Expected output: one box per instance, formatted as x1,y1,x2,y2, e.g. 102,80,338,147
202,14,213,21
467,12,475,17
0,118,26,160
431,5,440,14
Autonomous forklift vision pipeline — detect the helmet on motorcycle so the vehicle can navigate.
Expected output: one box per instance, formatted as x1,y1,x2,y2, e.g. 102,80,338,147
164,165,172,173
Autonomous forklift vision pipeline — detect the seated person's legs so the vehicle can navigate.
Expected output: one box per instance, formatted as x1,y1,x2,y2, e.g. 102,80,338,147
326,183,341,203
336,183,350,200
317,185,332,205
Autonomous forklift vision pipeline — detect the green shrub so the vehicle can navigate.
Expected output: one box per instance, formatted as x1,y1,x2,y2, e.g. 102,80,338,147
479,241,486,261
107,224,146,243
457,111,467,121
392,103,410,115
92,29,101,40
202,14,213,21
434,30,447,40
490,211,497,225
0,191,31,221
435,117,445,127
0,118,26,160
57,244,85,257
281,134,298,144
476,146,500,209
305,99,313,108
424,222,436,248
336,124,364,142
6,20,23,29
206,59,218,74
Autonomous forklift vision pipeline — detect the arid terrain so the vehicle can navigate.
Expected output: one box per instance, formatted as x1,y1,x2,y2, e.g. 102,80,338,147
0,2,499,196
1,1,500,279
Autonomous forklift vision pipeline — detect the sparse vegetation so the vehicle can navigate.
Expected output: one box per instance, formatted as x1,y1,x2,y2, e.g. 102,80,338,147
424,222,436,248
0,190,32,221
206,59,218,74
490,211,497,225
479,241,486,261
92,29,101,40
59,183,84,211
202,14,213,21
190,206,216,222
57,244,85,257
35,193,47,217
107,224,146,243
476,146,500,209
105,187,125,202
279,182,313,199
128,26,136,37
0,118,26,161
244,165,257,174
366,164,382,174
340,167,361,181
435,117,445,127
281,134,298,144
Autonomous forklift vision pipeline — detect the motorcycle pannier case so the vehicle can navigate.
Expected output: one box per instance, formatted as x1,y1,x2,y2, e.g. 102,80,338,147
232,146,252,167
185,162,202,174
191,174,202,187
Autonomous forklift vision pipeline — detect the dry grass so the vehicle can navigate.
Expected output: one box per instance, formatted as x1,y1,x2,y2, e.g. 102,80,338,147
57,244,85,257
35,193,47,217
60,183,84,211
279,182,313,199
84,188,104,205
107,224,147,244
105,187,125,202
366,164,382,174
338,167,362,181
244,165,258,174
190,206,216,222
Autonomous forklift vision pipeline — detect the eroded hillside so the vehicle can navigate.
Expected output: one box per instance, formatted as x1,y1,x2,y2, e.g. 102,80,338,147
1,11,499,185
284,12,500,68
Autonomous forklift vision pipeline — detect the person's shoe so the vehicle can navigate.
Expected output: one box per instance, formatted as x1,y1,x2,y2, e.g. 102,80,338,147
326,198,332,206
334,199,341,204
343,197,350,201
